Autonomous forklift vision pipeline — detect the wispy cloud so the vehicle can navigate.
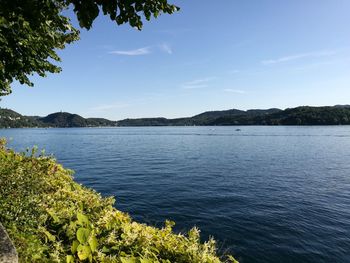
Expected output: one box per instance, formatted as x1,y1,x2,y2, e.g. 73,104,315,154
109,44,173,56
262,50,337,65
159,43,173,54
223,89,245,94
109,47,151,56
182,77,215,89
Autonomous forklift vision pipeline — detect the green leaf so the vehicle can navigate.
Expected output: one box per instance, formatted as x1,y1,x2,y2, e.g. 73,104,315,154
66,255,74,263
120,257,137,263
76,228,91,244
140,258,154,263
77,212,89,226
47,209,60,223
66,221,77,239
43,229,56,242
71,240,80,253
228,255,240,263
88,235,98,252
101,246,110,253
77,244,91,260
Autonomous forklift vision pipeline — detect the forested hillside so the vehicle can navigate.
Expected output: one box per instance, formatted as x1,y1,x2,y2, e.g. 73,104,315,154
0,109,116,128
117,106,350,126
2,106,350,128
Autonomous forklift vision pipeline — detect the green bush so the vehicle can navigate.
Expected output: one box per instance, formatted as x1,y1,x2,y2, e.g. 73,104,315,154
0,139,237,263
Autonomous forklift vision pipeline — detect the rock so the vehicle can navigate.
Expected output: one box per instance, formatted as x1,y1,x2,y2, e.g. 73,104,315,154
0,223,17,263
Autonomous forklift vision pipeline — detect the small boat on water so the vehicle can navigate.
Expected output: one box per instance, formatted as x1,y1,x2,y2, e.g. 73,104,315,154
235,128,241,131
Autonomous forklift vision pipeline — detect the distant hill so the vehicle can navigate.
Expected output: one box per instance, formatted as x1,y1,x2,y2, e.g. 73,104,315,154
190,108,282,125
0,109,117,128
40,112,88,127
0,109,43,128
333,105,350,109
39,112,117,128
86,118,118,127
116,106,350,126
116,108,283,126
2,106,350,128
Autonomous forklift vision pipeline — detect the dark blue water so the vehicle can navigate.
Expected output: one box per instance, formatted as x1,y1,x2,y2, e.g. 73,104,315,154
1,126,350,263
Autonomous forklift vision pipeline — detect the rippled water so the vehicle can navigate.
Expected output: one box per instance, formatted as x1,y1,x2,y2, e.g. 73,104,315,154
1,126,350,263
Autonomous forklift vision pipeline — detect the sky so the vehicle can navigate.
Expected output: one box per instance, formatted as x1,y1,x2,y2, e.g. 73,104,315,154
2,0,350,120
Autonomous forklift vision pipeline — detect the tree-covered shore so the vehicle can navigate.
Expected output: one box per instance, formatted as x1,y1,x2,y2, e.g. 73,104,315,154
0,109,117,128
2,105,350,128
117,105,350,126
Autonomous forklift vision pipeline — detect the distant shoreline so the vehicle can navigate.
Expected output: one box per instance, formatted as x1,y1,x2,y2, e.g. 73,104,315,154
2,124,350,129
2,105,350,128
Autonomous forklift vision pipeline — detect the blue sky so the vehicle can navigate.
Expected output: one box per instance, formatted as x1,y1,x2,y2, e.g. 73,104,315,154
2,0,350,120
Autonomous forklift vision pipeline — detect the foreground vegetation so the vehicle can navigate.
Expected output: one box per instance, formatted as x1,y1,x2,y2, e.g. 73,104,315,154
0,139,237,262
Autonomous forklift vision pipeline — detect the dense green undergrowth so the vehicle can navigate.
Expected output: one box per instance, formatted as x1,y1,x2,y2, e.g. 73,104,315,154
0,139,237,263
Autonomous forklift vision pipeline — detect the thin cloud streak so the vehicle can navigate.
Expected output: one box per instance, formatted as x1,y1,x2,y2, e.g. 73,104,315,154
183,84,208,89
159,43,173,54
224,89,245,94
181,77,215,89
262,50,337,65
109,47,151,56
109,44,173,56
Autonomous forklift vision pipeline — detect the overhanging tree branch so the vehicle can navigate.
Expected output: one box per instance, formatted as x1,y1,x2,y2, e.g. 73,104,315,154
0,0,179,96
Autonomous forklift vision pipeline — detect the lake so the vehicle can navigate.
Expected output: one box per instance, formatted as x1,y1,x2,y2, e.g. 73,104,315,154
1,126,350,263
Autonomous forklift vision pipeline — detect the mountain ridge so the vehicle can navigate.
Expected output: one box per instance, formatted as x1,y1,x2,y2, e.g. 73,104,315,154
2,105,350,128
0,110,117,128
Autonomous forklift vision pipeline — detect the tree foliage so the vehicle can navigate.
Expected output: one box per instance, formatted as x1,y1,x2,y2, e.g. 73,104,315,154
0,108,118,128
0,0,78,95
0,0,179,96
69,0,179,30
116,106,350,126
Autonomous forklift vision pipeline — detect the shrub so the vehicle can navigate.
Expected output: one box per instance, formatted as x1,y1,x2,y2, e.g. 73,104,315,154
0,139,237,263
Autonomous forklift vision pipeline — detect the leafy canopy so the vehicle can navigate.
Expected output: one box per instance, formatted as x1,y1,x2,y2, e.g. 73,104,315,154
0,0,179,96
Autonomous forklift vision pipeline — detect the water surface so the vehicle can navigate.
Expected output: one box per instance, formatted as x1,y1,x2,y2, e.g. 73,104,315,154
1,126,350,263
